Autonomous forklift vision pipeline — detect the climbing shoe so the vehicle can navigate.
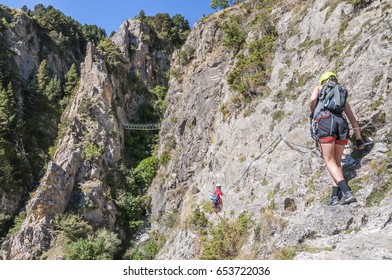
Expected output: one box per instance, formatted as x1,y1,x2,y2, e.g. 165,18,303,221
337,188,343,200
328,196,340,206
339,191,357,205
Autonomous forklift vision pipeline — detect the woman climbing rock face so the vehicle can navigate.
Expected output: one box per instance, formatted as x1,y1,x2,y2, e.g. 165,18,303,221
309,72,365,206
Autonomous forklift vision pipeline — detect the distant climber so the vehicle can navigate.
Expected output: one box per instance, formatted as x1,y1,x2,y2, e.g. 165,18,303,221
309,71,365,206
211,183,223,212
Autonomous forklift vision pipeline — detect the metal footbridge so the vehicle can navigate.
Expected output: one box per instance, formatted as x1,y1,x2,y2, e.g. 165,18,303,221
123,123,160,130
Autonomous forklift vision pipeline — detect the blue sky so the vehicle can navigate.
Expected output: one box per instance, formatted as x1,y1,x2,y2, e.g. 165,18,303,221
1,0,217,34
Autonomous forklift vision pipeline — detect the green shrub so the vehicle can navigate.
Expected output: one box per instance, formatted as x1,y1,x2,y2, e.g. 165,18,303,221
6,211,26,237
117,193,148,232
378,112,386,123
299,37,322,50
201,211,252,259
382,3,392,13
159,151,171,166
54,214,93,241
211,0,245,10
321,42,346,58
82,142,103,161
257,209,287,242
123,130,158,165
169,67,182,81
178,45,196,65
1,17,11,29
0,212,11,236
165,136,176,150
272,110,285,122
165,208,180,228
133,156,159,186
323,38,331,48
347,0,370,7
142,13,190,49
267,189,274,200
370,98,383,110
190,206,209,230
219,103,231,119
126,231,166,260
345,227,361,234
142,232,166,259
65,229,121,260
227,35,276,96
221,16,246,51
0,212,10,225
321,0,343,21
338,18,349,39
366,176,392,207
151,85,167,117
238,154,246,162
254,7,277,36
97,39,124,73
274,244,323,260
349,177,363,195
202,200,215,214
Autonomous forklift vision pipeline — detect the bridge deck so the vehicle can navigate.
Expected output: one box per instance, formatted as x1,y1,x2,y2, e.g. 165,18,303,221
123,123,160,130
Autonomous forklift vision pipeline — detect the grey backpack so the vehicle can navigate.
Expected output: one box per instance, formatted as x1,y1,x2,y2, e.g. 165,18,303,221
317,80,348,114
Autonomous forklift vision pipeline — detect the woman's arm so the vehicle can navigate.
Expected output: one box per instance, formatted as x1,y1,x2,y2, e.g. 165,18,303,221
344,101,365,149
309,85,321,116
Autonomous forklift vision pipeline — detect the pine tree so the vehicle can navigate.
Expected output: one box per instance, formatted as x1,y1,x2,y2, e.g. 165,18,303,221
36,59,51,95
210,0,230,9
0,82,16,137
171,14,190,47
64,64,79,97
82,24,107,45
0,138,17,192
138,10,146,20
0,83,18,192
210,0,244,10
45,76,62,101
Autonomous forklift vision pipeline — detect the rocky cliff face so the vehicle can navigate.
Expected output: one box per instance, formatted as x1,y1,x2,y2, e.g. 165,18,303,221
0,8,85,227
0,15,172,259
1,11,81,85
150,0,392,259
111,19,171,88
0,43,119,259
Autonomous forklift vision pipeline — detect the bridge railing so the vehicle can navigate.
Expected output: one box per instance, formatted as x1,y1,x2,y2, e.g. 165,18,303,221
123,123,160,130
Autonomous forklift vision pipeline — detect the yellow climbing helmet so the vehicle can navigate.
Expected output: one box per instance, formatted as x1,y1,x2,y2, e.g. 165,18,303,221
319,71,337,85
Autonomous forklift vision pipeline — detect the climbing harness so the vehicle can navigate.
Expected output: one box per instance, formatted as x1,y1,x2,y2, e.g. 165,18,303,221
211,195,222,212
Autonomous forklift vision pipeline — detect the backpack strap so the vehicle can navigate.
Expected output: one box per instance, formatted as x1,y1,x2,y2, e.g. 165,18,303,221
313,82,334,119
333,83,341,108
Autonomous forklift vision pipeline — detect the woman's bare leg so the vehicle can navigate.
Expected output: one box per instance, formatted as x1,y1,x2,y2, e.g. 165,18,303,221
320,142,345,183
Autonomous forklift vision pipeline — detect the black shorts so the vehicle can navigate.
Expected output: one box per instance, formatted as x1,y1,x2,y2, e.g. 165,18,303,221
313,111,349,145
